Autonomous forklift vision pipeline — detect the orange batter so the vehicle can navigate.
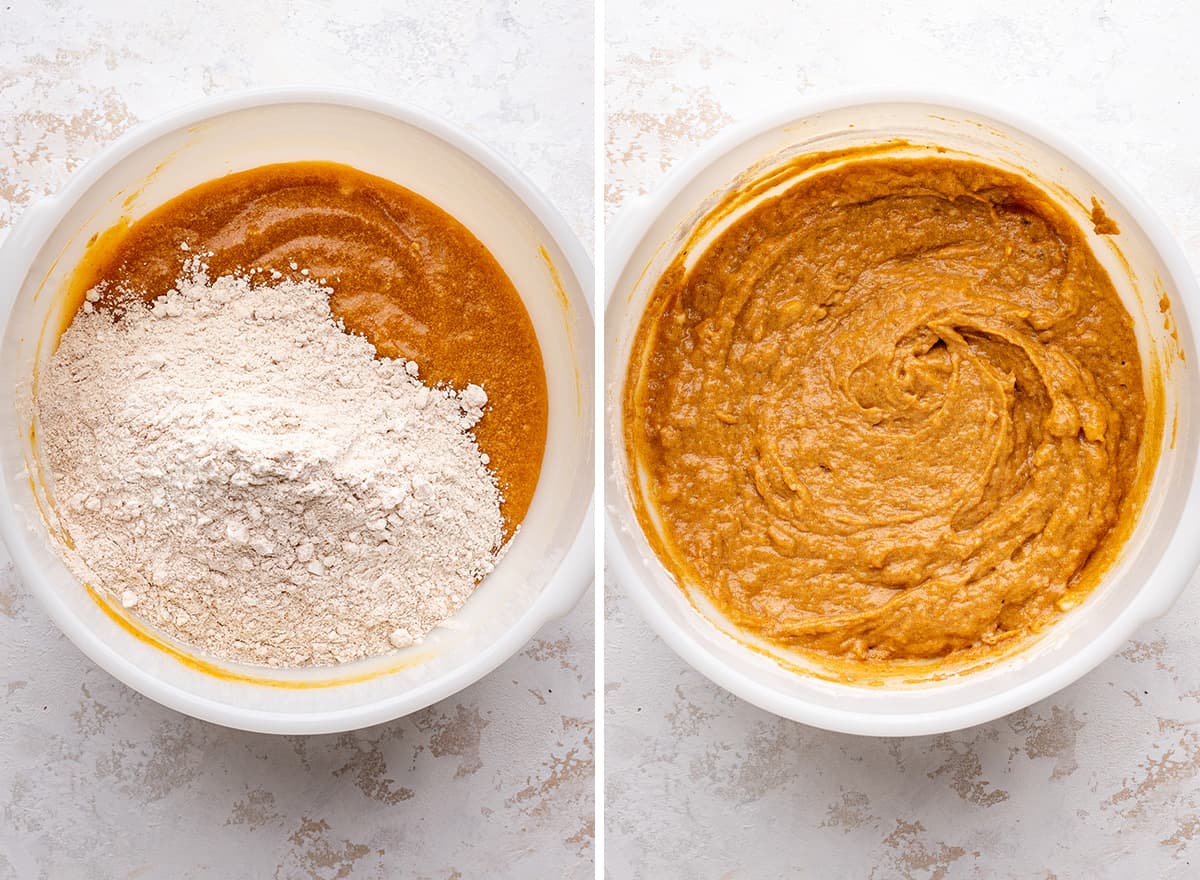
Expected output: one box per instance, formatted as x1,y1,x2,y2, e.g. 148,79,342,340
73,161,547,538
626,155,1157,678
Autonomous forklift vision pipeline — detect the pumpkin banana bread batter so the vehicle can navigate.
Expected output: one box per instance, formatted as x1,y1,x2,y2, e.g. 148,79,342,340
626,156,1155,676
75,162,547,538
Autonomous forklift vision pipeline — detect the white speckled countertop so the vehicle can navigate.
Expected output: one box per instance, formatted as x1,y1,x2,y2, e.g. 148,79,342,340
606,1,1200,877
0,2,593,877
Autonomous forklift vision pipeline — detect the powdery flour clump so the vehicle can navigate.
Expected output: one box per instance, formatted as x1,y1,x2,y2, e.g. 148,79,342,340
38,267,504,666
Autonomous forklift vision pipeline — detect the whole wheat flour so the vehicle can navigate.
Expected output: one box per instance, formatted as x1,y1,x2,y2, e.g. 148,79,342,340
37,264,505,666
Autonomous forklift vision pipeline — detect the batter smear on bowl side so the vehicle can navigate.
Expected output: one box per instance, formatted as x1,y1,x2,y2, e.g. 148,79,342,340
625,155,1158,680
37,162,548,667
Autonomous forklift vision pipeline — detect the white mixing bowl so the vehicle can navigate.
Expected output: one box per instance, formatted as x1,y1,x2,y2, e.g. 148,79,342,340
606,94,1200,736
0,88,594,734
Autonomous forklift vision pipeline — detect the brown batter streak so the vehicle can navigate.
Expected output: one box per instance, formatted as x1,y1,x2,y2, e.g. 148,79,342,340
626,156,1155,676
1091,197,1120,235
73,161,547,539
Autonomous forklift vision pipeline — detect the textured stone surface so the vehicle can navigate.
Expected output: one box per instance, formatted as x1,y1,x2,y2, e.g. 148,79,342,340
0,2,592,877
606,1,1200,877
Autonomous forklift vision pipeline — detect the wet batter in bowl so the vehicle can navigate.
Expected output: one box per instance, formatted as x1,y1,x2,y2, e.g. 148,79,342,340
39,161,552,667
75,161,547,537
626,155,1157,678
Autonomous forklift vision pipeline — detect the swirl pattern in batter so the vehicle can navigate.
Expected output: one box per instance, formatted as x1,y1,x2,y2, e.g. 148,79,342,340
626,156,1155,675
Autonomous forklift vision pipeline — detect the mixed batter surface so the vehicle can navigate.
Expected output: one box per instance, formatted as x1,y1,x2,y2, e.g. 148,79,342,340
626,156,1155,677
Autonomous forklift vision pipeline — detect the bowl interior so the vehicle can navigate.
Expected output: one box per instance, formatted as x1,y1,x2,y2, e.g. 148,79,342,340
0,97,594,731
606,100,1198,730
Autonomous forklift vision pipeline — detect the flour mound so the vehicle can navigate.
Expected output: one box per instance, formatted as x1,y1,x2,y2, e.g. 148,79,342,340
38,270,504,666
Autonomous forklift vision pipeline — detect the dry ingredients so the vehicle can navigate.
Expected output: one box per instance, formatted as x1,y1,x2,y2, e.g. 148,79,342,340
39,264,505,666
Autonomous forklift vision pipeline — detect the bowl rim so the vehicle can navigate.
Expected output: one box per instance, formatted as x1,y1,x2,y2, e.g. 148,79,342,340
604,87,1200,736
0,85,596,734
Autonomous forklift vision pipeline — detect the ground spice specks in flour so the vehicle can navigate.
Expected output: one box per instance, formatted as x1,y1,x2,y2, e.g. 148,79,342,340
38,260,505,666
